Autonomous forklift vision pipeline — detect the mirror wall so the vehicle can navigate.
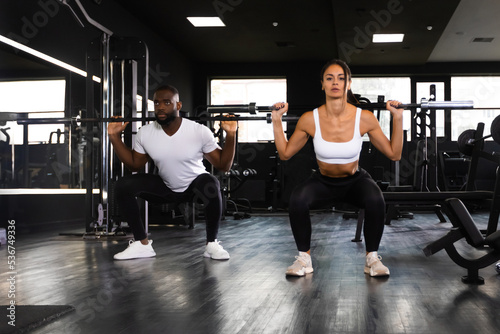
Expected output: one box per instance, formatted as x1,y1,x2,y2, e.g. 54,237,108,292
0,37,91,190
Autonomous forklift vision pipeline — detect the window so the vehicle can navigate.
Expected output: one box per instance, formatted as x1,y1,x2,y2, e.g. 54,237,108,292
451,76,500,140
351,77,411,140
0,80,66,144
210,78,287,142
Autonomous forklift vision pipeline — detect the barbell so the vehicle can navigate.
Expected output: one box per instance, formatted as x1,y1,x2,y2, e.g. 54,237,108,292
15,99,475,126
15,115,276,125
457,115,500,156
200,99,474,113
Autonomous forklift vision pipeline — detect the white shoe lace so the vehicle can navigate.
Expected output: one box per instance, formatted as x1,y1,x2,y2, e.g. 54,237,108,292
128,240,150,249
291,256,308,268
208,240,226,252
367,254,382,267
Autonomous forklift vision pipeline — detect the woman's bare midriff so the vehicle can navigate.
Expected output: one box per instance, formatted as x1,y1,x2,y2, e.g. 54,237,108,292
317,160,359,178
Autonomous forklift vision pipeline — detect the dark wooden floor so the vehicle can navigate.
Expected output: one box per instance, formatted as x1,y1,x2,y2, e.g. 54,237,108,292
1,209,500,334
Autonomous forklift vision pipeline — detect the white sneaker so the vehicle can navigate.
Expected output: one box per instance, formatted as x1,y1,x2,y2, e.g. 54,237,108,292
203,240,230,260
286,251,313,276
114,240,156,260
365,252,390,276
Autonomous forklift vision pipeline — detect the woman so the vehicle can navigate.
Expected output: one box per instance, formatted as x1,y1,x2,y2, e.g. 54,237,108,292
272,59,403,277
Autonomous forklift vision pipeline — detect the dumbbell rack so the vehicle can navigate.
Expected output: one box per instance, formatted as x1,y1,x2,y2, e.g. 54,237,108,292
214,127,254,219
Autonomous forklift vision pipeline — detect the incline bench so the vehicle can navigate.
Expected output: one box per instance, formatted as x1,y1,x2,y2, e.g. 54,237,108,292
423,198,500,284
352,172,500,243
352,125,500,241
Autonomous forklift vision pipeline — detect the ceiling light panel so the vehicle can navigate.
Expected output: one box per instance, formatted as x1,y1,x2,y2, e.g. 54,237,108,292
372,34,405,43
187,17,225,27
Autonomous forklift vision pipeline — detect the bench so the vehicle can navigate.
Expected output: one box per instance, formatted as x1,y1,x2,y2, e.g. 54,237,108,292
423,198,500,284
352,166,500,242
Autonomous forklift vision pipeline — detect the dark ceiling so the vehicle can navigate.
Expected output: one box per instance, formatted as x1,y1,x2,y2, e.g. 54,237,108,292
116,0,464,65
1,0,499,74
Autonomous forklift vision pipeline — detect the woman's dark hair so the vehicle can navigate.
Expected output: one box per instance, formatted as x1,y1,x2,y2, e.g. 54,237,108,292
320,59,359,104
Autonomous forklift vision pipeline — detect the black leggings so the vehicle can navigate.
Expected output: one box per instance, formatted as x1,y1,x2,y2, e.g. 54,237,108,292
289,169,385,252
115,173,222,242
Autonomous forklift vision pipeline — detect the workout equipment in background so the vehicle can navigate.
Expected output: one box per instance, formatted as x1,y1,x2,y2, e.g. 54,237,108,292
352,117,500,244
457,114,500,156
423,198,500,284
31,129,71,188
405,119,500,230
56,0,149,237
382,107,500,226
0,127,12,187
214,124,257,219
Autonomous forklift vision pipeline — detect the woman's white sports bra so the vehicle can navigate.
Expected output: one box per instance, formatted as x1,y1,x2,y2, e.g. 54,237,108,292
312,108,363,164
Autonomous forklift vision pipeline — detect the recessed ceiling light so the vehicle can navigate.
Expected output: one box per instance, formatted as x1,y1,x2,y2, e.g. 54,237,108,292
472,37,494,43
372,34,404,43
187,17,225,27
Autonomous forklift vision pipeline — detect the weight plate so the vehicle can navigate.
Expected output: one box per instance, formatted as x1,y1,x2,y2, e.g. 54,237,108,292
491,115,500,145
457,129,476,156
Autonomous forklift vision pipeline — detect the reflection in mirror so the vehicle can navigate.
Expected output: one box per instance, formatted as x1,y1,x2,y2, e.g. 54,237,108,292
0,35,151,191
0,36,88,190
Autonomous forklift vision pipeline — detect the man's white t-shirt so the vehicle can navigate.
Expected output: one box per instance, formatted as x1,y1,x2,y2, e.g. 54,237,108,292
133,119,220,192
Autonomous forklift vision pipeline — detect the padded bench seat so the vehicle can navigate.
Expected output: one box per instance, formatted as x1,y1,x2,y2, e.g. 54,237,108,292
485,230,500,250
382,190,493,225
383,190,492,203
352,190,496,243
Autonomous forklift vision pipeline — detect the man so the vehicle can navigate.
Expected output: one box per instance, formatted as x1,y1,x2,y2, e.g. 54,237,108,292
109,85,237,260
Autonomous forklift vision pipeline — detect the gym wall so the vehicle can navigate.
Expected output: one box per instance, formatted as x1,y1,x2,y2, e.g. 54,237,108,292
2,0,500,227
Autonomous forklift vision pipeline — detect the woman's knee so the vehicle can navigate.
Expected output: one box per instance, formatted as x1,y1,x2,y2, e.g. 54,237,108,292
363,193,385,216
356,179,384,207
289,186,313,212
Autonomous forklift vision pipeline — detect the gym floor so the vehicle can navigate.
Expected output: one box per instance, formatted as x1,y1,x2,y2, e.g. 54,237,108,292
1,210,499,334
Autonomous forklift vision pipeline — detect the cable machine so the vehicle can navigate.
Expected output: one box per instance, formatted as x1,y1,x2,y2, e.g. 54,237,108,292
59,0,149,236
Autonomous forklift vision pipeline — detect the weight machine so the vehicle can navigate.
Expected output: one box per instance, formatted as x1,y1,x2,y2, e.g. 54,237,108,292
57,0,149,237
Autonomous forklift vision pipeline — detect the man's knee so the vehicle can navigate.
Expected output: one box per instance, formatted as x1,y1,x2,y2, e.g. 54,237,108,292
198,173,220,188
193,174,221,202
114,175,138,195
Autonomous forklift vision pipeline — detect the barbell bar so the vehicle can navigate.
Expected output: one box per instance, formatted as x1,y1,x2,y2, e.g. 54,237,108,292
199,99,474,113
15,115,278,125
206,102,259,114
15,99,476,126
457,114,500,155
